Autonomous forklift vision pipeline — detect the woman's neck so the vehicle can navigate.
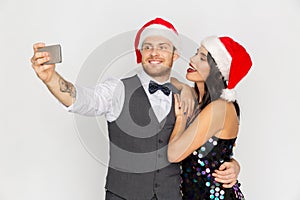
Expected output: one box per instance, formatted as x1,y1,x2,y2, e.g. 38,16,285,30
196,81,205,103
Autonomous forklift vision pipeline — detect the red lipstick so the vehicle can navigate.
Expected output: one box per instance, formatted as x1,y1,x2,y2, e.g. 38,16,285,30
187,63,197,73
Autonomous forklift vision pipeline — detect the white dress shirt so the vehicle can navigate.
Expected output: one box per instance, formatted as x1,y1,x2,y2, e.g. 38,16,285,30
66,70,172,122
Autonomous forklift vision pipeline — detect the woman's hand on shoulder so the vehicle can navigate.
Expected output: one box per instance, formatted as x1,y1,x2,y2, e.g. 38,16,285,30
174,94,188,120
170,77,197,117
179,84,196,117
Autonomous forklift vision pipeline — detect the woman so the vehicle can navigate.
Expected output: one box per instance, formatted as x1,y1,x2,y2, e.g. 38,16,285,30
168,36,252,199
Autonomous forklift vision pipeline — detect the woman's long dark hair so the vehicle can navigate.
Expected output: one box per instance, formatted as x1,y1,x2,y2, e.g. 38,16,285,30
195,52,240,117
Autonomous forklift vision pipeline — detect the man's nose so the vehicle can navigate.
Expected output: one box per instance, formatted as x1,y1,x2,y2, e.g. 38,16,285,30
150,47,160,56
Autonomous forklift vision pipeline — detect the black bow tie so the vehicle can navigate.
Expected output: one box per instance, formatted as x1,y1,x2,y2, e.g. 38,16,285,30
148,80,171,96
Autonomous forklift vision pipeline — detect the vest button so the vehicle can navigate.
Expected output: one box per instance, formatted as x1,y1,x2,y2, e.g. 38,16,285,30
155,183,160,187
158,139,163,144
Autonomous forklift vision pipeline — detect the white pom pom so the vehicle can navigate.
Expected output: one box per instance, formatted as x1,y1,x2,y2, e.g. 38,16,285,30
220,88,236,102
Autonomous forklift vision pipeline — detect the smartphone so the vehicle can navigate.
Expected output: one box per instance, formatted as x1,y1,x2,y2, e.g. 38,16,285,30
37,44,62,64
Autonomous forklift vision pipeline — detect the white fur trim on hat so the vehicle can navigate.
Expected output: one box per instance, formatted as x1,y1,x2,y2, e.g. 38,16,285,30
220,88,236,102
201,36,232,80
138,25,181,51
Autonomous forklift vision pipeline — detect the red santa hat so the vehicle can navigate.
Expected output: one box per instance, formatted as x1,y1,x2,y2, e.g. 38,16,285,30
201,36,252,101
134,17,180,63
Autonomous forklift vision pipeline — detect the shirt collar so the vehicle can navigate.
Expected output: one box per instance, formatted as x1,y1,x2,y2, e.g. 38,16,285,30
137,70,171,89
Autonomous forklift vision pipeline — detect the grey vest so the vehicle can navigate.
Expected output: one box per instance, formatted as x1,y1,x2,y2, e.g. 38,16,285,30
105,75,182,200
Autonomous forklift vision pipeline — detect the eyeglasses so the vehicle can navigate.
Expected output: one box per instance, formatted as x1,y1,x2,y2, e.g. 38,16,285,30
141,43,174,53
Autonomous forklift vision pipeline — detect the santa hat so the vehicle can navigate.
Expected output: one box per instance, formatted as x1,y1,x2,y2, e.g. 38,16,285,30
134,17,180,63
201,36,252,102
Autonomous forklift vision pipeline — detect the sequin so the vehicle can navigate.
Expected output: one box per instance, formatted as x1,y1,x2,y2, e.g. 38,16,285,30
199,161,205,167
180,133,244,199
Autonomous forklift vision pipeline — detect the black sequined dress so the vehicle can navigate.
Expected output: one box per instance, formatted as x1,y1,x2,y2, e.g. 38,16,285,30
180,105,245,200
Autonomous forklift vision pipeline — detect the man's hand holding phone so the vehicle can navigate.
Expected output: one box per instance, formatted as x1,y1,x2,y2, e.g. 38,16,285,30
31,43,61,84
31,42,75,107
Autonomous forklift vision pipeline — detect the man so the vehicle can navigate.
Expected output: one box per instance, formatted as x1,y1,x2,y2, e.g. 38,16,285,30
31,17,239,200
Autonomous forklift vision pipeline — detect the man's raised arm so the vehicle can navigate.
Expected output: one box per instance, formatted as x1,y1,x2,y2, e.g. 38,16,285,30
31,42,75,107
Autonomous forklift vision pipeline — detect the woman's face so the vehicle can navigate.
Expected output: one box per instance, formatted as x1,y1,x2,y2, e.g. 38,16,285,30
186,45,210,83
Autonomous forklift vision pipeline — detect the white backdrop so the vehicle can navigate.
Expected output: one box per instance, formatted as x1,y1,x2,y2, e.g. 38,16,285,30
1,0,300,199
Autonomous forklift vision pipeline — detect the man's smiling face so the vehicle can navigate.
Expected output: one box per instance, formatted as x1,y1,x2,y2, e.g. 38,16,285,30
140,35,178,81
